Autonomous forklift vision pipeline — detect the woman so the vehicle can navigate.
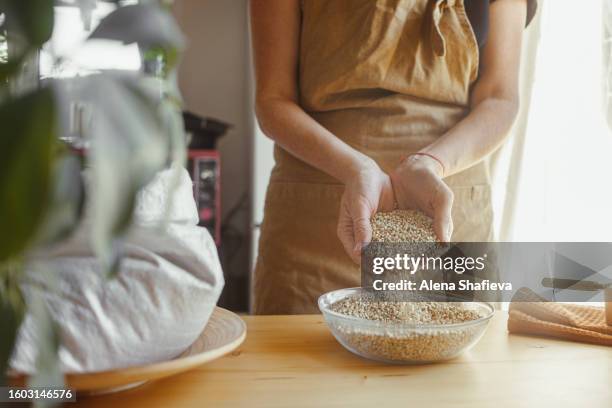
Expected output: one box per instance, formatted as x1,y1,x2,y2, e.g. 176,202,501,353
251,0,536,314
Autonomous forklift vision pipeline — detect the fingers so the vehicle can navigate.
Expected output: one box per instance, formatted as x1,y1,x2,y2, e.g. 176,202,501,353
337,197,373,264
337,207,359,264
352,204,372,260
390,170,419,211
432,184,454,243
379,175,397,212
389,171,408,209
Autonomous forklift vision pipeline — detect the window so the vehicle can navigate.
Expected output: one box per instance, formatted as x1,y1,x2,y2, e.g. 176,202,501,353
512,0,612,241
40,1,140,78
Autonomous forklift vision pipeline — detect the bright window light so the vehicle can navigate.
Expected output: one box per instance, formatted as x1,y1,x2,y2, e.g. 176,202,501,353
40,3,141,78
513,0,612,241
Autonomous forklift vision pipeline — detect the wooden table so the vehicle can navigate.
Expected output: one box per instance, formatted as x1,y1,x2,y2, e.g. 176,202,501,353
73,312,611,408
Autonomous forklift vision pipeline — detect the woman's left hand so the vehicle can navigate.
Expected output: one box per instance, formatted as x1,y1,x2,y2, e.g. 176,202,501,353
337,163,396,264
390,155,454,242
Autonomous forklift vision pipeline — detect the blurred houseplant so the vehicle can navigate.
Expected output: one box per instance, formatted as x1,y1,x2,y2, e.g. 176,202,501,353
0,0,186,389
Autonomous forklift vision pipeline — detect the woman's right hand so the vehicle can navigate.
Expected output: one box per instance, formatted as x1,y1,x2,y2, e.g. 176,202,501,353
337,162,396,264
390,154,454,242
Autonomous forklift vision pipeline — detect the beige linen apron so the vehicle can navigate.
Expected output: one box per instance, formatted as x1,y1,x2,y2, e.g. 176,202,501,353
254,0,494,314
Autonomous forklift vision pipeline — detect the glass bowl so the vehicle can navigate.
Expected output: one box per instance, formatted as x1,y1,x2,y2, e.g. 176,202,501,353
318,287,494,364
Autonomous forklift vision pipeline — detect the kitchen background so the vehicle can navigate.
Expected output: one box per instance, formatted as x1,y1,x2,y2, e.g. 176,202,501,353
174,0,258,312
33,0,612,312
172,0,274,312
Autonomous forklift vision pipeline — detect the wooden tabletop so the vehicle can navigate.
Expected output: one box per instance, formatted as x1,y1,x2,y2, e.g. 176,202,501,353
73,312,611,408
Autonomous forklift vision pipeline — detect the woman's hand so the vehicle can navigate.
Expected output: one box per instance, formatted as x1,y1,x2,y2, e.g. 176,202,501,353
337,163,395,263
390,155,454,242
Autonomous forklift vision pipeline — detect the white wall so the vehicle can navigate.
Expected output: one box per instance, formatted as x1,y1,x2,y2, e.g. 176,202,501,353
173,0,250,216
173,0,253,307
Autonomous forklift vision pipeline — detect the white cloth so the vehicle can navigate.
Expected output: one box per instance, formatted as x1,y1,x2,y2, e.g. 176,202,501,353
11,167,224,373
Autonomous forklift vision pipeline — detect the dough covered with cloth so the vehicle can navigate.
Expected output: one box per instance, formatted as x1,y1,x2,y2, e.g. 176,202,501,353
11,168,224,373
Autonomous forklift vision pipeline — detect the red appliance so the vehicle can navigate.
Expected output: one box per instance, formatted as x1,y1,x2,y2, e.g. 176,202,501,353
187,150,221,245
183,111,230,246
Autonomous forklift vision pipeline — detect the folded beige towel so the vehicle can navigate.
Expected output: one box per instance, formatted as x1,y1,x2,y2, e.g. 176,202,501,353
508,288,611,347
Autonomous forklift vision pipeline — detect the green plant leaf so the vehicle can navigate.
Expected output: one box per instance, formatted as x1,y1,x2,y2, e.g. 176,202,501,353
0,51,25,82
35,152,85,246
0,262,25,385
0,88,57,263
119,72,187,226
0,300,23,384
89,4,184,50
27,286,63,397
0,0,54,47
91,77,168,272
54,74,170,272
157,90,186,225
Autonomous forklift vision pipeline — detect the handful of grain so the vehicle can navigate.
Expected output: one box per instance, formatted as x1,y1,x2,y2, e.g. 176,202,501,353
371,210,437,243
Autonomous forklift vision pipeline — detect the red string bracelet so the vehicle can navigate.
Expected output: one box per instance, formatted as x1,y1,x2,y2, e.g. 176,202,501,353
400,152,446,177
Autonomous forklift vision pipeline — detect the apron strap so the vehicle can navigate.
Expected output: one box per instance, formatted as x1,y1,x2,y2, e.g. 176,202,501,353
431,0,458,57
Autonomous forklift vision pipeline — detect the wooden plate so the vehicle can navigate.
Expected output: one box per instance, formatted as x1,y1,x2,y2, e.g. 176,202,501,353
11,307,246,394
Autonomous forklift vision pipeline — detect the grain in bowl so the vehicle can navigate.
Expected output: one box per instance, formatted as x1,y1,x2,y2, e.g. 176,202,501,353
319,288,494,364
